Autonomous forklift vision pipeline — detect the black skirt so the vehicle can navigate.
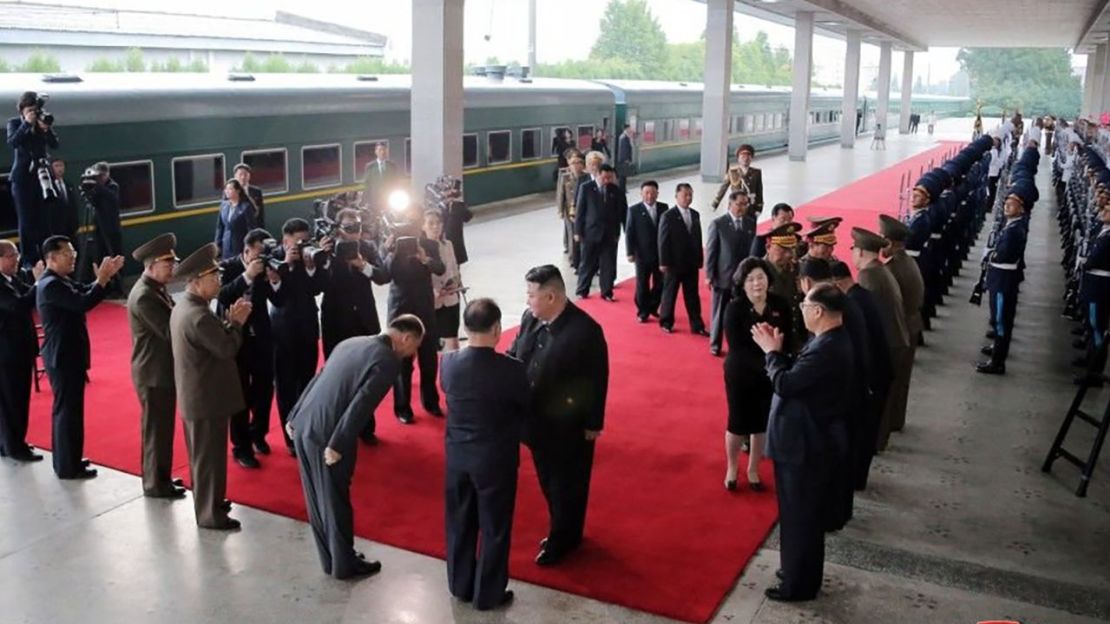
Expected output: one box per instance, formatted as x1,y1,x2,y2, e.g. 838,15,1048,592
724,360,773,436
436,303,460,339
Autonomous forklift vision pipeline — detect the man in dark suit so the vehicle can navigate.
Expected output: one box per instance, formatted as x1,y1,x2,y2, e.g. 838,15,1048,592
286,316,424,579
752,282,853,602
217,228,285,468
85,162,124,296
321,210,391,359
706,189,755,355
441,299,528,610
363,142,404,212
625,179,667,322
658,182,707,335
442,187,473,265
574,164,626,300
615,125,636,192
46,158,79,240
127,233,185,499
0,240,43,462
171,243,251,530
7,91,58,268
270,219,326,456
508,266,608,566
386,219,446,423
37,235,124,479
234,163,266,230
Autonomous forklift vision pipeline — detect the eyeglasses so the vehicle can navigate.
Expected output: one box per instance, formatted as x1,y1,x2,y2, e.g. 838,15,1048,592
799,301,824,312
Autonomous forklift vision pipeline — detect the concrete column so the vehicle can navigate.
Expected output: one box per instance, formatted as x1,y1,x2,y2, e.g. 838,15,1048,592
527,0,537,70
411,0,465,195
788,11,814,161
699,0,734,182
1083,54,1096,116
840,30,861,148
1091,44,1108,120
875,42,892,138
899,51,914,134
1099,44,1110,119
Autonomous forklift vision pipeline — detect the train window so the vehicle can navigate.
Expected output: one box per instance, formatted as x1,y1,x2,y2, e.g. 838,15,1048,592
354,140,389,181
487,130,512,165
521,128,542,161
775,113,784,129
112,160,156,215
0,174,14,233
743,115,753,134
577,125,594,152
302,144,342,190
755,115,766,132
678,118,690,141
404,138,412,174
172,153,224,209
240,148,287,194
551,127,572,156
642,121,656,144
463,133,479,169
694,117,703,139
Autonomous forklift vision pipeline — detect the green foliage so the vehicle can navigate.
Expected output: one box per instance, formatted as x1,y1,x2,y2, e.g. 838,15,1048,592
329,56,409,74
957,47,1081,117
87,57,125,72
148,57,209,73
732,31,791,86
589,0,667,75
19,50,61,73
0,58,10,72
124,47,145,72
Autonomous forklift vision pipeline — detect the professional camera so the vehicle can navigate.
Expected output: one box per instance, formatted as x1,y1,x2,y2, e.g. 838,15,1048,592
259,238,284,272
35,158,57,200
423,175,463,213
380,189,420,238
295,238,329,266
33,94,54,127
79,166,101,191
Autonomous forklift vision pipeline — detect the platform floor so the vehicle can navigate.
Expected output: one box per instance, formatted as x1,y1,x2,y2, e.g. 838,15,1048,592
2,118,1108,624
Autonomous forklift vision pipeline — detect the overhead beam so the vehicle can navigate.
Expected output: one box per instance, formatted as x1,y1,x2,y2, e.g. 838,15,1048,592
776,0,927,51
1076,0,1110,50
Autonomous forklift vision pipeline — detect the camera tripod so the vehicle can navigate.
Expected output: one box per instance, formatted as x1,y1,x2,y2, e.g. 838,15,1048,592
75,187,98,283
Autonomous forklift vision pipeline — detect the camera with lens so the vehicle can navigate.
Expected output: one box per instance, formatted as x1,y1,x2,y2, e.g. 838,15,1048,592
295,238,329,266
33,94,54,127
258,238,284,272
423,175,463,214
79,166,101,191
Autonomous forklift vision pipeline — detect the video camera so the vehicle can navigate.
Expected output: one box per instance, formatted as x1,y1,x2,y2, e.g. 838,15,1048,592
423,175,463,214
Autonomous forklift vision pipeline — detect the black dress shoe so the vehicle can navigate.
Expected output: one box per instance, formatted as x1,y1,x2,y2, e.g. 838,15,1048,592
601,294,615,302
235,455,261,469
775,569,785,581
660,325,674,334
359,431,379,445
636,315,648,323
424,404,445,417
61,468,98,480
337,559,382,580
172,478,185,487
975,361,1005,375
396,411,415,425
764,585,814,602
980,345,994,356
81,458,91,467
476,590,514,610
8,449,43,462
749,480,766,492
147,486,187,499
253,439,272,456
206,518,241,531
694,328,710,337
710,347,721,357
220,499,233,512
535,547,564,566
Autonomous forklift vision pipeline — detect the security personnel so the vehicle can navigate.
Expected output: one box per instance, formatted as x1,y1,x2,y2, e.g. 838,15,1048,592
977,182,1031,375
362,142,403,212
127,233,185,498
218,229,284,467
906,175,937,325
625,180,667,322
170,243,251,530
706,189,755,356
1079,197,1110,384
37,235,124,479
878,215,925,432
286,316,424,579
658,183,706,334
712,144,764,216
556,152,587,269
441,299,528,611
0,240,42,462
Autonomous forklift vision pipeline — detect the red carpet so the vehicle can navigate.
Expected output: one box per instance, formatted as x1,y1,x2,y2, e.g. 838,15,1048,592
25,142,957,623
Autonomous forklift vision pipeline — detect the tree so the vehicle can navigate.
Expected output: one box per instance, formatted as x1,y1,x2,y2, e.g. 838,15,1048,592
957,48,1080,117
589,0,667,75
18,50,61,73
330,57,409,74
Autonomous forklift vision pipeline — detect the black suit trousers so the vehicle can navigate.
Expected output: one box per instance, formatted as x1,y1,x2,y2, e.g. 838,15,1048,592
231,338,275,456
709,287,733,350
294,435,361,578
445,461,518,609
0,353,34,456
659,268,704,331
576,239,617,298
393,332,440,417
46,367,87,478
530,432,595,554
774,459,830,599
633,260,663,318
274,337,319,448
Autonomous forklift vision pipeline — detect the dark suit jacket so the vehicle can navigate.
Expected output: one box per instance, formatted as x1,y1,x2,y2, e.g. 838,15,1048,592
574,180,627,245
127,275,175,389
289,334,400,454
658,206,703,272
0,270,38,362
247,186,265,230
6,117,58,184
216,256,285,343
170,292,244,421
441,346,529,471
46,179,79,240
270,256,326,348
321,240,390,340
617,133,635,175
363,159,403,209
507,303,608,439
705,213,754,289
443,198,473,264
625,201,667,265
386,236,445,322
215,200,257,260
36,270,107,371
764,326,853,465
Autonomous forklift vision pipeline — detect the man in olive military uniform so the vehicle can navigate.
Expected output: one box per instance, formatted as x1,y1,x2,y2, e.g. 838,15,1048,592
170,243,252,530
127,233,185,498
800,216,842,262
878,215,925,432
761,222,804,351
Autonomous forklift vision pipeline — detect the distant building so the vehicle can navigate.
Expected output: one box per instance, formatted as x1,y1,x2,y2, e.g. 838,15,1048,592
0,2,386,73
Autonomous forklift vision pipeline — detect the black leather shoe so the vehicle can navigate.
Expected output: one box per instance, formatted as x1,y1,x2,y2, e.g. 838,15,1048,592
661,325,674,334
601,294,615,302
725,480,737,491
749,480,766,492
172,478,185,487
980,345,994,356
636,315,648,323
359,431,379,445
81,458,91,468
694,328,710,337
476,590,515,610
61,468,98,480
206,518,241,531
235,455,261,469
253,439,271,456
396,411,415,425
775,569,785,581
710,347,721,357
424,404,445,418
337,559,382,580
220,499,233,512
975,361,1005,375
535,547,564,566
147,486,187,499
9,449,43,462
764,585,814,602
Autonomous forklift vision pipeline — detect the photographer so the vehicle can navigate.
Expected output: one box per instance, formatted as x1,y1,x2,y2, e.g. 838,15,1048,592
386,212,446,423
218,228,284,469
270,218,327,456
320,208,391,358
6,91,59,267
82,162,124,296
440,185,472,266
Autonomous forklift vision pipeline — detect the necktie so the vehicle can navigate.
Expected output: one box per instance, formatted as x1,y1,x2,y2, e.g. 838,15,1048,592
378,161,383,175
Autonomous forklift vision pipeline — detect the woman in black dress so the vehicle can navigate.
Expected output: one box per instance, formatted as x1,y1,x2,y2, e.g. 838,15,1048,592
723,257,793,491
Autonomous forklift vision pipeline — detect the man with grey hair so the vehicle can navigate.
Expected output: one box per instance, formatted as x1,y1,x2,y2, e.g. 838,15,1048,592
0,240,43,462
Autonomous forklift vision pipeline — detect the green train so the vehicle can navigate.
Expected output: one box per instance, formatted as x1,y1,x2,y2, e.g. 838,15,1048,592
1,73,968,272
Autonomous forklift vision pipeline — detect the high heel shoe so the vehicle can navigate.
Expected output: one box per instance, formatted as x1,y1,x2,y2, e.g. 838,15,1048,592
748,473,765,492
725,480,737,491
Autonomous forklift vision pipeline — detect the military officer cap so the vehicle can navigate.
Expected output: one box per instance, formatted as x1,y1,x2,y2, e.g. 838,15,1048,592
803,221,838,245
850,227,887,253
131,233,178,265
878,214,910,242
1005,181,1036,208
931,167,953,189
805,215,842,228
737,143,756,156
173,243,221,280
761,222,802,248
914,173,942,200
941,161,963,182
